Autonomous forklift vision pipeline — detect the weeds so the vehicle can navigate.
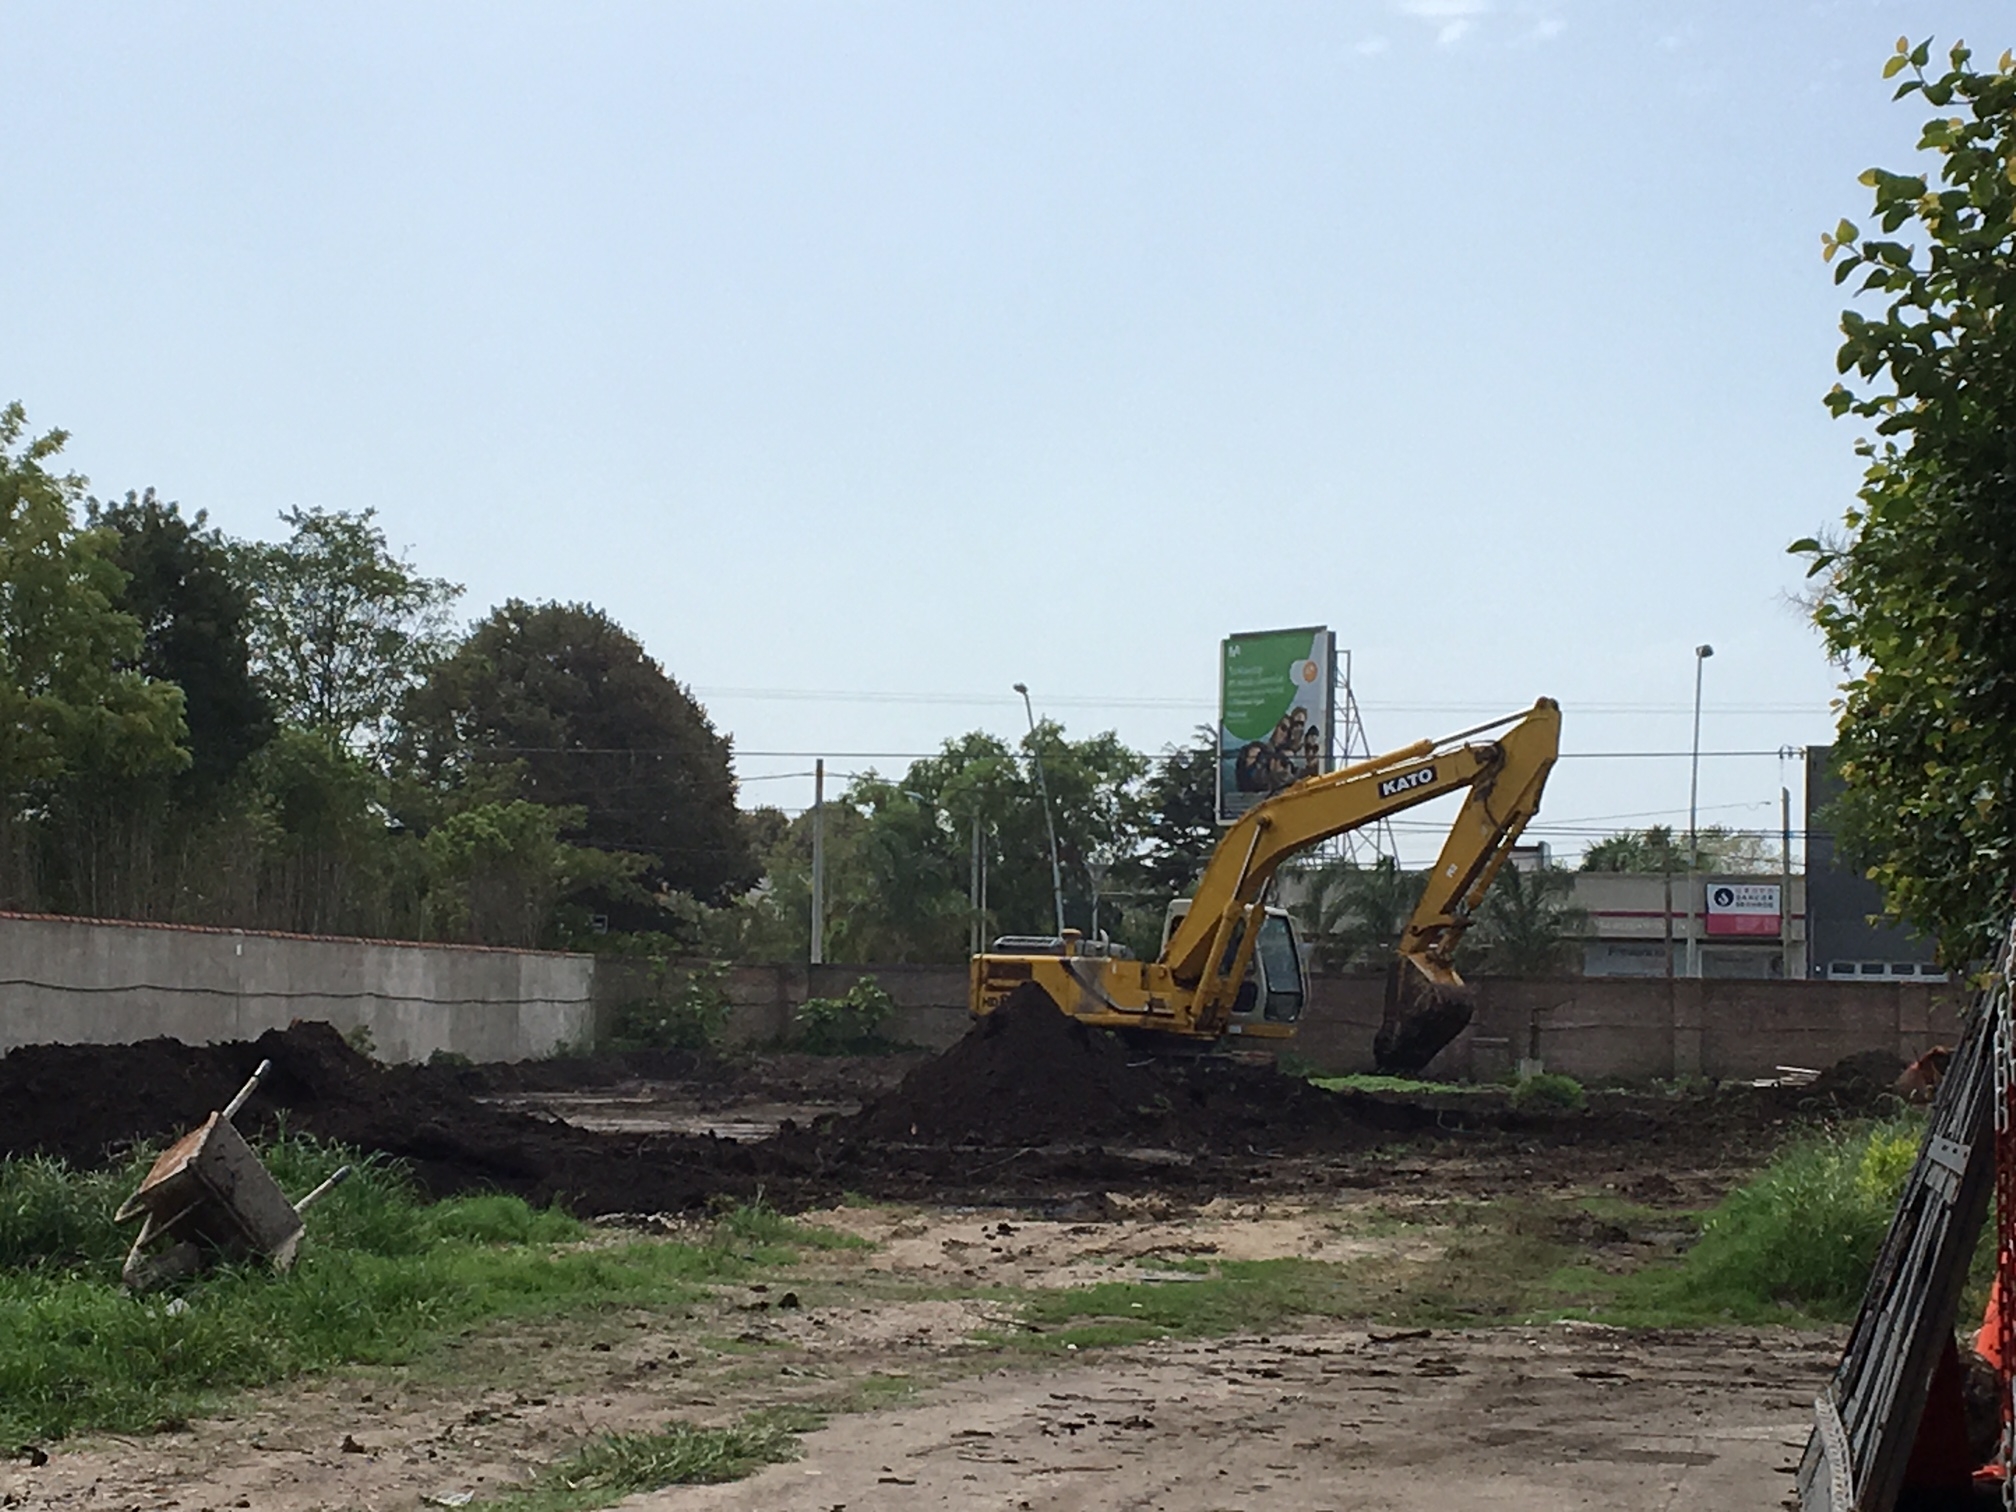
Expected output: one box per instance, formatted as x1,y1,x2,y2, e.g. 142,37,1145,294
1599,1114,1955,1325
480,1417,801,1510
0,1143,821,1445
1510,1072,1587,1113
711,1198,867,1253
607,959,733,1051
795,976,900,1054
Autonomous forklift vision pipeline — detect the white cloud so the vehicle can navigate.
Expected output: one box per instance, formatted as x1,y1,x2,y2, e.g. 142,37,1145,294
1399,0,1492,48
1355,34,1392,56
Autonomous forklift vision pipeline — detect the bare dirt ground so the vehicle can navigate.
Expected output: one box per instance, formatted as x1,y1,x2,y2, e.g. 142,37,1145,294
0,1195,1838,1512
652,1325,1833,1512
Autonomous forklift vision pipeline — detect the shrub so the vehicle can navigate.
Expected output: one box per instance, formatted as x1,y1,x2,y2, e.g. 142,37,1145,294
795,976,898,1054
1510,1072,1586,1113
608,959,733,1050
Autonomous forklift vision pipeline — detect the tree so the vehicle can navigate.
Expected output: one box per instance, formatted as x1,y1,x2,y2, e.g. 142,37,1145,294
87,489,273,798
731,723,1159,964
400,600,756,911
421,800,649,948
1795,39,2016,961
1296,855,1425,973
0,404,186,827
1129,730,1220,901
1459,866,1588,977
1580,825,1777,875
238,506,460,752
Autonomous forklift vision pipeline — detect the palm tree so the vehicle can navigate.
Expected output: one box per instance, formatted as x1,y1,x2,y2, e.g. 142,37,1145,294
1299,855,1426,973
1460,866,1589,977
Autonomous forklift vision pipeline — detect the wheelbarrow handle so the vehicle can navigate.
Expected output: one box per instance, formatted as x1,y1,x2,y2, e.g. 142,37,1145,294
222,1059,272,1123
294,1164,353,1215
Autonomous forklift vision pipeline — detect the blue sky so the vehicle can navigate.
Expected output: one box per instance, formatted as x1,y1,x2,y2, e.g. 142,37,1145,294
6,1,2002,862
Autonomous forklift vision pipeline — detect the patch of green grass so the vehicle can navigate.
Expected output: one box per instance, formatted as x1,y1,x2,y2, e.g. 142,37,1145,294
1310,1074,1493,1096
479,1417,801,1511
992,1199,1629,1349
1131,1254,1212,1274
1001,1258,1368,1350
0,1140,833,1446
1584,1114,1949,1327
712,1200,868,1252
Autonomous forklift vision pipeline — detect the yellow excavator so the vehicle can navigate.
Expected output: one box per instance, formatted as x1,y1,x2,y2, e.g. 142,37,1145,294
968,698,1561,1072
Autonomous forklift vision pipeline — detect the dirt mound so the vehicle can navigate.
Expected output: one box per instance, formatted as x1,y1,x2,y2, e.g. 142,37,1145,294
847,985,1175,1144
0,1024,765,1216
1808,1047,1907,1103
0,1009,1796,1219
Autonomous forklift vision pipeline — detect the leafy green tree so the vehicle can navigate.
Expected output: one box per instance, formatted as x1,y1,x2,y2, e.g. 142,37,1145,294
88,489,273,798
400,600,756,913
237,506,460,752
1795,39,2016,960
733,724,1157,964
1129,730,1219,902
244,728,412,936
1459,866,1588,977
0,406,187,889
421,799,649,948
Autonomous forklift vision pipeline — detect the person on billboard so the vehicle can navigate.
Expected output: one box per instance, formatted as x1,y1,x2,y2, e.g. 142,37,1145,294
1302,726,1323,779
1267,708,1308,791
1234,741,1273,793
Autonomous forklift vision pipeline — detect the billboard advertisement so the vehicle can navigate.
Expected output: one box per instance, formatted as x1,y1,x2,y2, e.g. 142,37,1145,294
1216,626,1335,823
1705,882,1782,937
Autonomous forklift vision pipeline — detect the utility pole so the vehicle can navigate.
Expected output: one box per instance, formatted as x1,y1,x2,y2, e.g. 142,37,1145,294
968,812,984,957
1015,682,1069,938
810,758,825,965
1781,786,1795,981
1686,643,1714,979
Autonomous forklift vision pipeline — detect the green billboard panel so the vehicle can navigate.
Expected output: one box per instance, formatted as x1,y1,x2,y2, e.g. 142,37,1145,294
1217,626,1335,823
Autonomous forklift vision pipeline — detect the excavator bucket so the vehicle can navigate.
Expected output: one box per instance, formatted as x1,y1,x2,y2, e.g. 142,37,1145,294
1373,957,1475,1075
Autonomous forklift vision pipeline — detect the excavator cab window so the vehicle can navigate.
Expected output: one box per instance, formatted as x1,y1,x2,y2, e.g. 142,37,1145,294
1255,912,1306,1024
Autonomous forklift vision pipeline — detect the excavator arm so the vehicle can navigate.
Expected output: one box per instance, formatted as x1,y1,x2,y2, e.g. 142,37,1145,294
1163,699,1561,1051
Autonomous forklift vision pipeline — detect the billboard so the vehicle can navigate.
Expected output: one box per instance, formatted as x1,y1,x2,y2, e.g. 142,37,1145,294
1216,626,1335,823
1705,882,1782,937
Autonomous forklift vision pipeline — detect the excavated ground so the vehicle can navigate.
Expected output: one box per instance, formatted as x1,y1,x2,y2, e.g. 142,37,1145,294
0,988,1888,1215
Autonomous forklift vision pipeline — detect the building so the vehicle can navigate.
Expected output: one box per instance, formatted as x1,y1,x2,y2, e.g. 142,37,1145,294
1573,871,1806,979
1804,745,1945,982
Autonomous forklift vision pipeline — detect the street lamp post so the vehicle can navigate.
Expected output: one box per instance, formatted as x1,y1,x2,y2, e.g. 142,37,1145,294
1014,682,1069,939
1686,644,1714,979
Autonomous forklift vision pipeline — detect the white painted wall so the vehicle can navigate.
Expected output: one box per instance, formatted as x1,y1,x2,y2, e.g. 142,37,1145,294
0,913,593,1062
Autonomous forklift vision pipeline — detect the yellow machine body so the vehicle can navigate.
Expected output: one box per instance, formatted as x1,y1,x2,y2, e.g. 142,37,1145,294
968,698,1563,1048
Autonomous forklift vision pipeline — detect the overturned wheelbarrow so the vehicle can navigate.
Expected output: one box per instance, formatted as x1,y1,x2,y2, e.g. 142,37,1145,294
114,1060,352,1292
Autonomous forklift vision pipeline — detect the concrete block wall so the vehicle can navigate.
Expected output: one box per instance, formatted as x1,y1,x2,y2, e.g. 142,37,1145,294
0,912,594,1063
1288,972,1967,1083
594,959,972,1050
0,911,1968,1083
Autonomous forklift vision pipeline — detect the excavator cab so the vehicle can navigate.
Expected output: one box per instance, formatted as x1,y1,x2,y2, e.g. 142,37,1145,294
1162,900,1307,1030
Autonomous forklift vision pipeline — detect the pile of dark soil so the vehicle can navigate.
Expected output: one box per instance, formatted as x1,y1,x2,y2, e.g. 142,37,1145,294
1804,1048,1908,1106
0,994,1818,1218
848,985,1176,1144
0,1024,770,1216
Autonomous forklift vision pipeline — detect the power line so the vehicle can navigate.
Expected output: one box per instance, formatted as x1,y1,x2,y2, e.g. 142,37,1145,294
695,685,1832,717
